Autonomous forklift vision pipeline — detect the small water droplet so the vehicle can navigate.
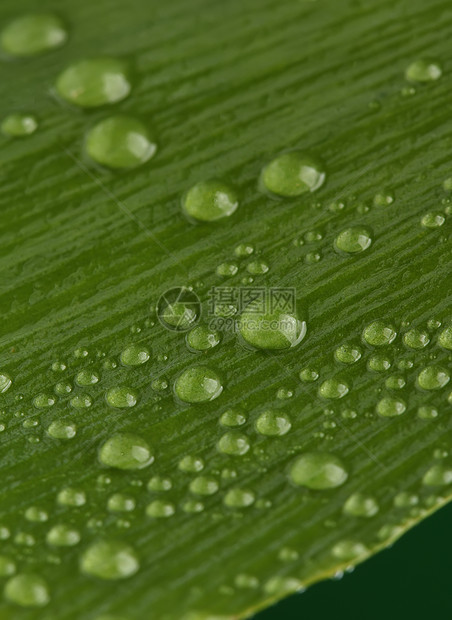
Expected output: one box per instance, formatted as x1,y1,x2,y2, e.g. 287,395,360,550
362,320,397,346
57,487,86,507
219,409,247,427
186,326,221,352
318,378,349,400
332,540,369,561
376,396,406,417
438,326,452,350
106,386,137,408
107,494,136,513
147,475,172,491
189,476,219,496
146,500,175,518
0,372,12,393
24,507,48,522
368,354,391,372
46,524,81,546
417,405,438,419
422,463,452,487
1,113,37,137
334,344,362,364
178,455,204,473
216,262,239,277
343,492,379,517
0,555,15,577
238,303,306,351
217,432,250,456
299,367,319,382
417,365,450,390
120,345,150,366
47,420,77,439
223,488,255,508
385,375,406,390
33,393,55,408
421,212,445,228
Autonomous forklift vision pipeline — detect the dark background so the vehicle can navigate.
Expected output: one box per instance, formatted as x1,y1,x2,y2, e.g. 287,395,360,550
257,502,452,619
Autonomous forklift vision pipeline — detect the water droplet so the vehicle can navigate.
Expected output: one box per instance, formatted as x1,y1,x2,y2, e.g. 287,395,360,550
261,151,326,197
216,262,239,277
368,354,391,372
238,302,306,351
99,433,153,470
189,476,219,496
376,396,406,417
417,365,450,390
362,320,397,346
403,328,430,349
394,492,419,507
55,381,72,395
1,13,67,57
385,375,406,390
255,409,291,436
47,420,77,439
264,576,303,595
174,366,223,403
85,116,156,169
70,394,92,408
299,367,319,382
0,555,15,577
219,408,246,427
46,524,81,546
0,372,12,393
4,573,50,607
178,455,204,473
343,493,379,517
15,532,35,547
234,243,254,257
147,475,172,491
1,113,37,137
25,507,48,522
422,463,452,487
120,345,150,366
334,344,362,364
75,369,99,386
334,227,372,254
107,494,136,513
278,547,299,562
223,488,255,508
186,326,221,351
405,59,442,82
373,190,394,207
56,57,131,108
57,487,86,507
318,378,349,399
106,386,137,408
438,326,452,350
146,500,175,518
289,452,348,489
421,212,445,228
217,432,250,456
418,405,438,419
246,260,269,275
33,393,55,408
332,540,369,561
235,573,259,588
182,180,238,222
80,540,140,580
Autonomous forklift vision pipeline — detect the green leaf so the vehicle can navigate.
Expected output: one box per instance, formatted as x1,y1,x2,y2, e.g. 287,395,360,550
0,0,451,619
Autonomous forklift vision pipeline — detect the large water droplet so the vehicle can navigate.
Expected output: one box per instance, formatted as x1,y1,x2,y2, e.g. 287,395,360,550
438,326,452,350
417,365,450,390
4,574,50,607
80,540,140,580
318,378,349,399
56,58,131,108
238,303,306,351
403,328,430,349
99,433,153,470
405,59,442,82
182,180,238,222
85,116,156,169
289,452,348,489
261,151,326,197
334,227,372,254
174,366,223,403
47,420,77,439
1,13,67,57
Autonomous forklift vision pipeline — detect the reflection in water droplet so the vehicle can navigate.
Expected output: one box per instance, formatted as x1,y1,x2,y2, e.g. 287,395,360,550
289,452,348,489
261,151,326,197
85,116,156,169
